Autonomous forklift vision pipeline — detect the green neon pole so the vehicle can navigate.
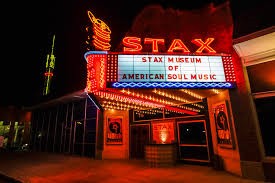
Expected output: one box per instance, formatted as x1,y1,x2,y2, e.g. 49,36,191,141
43,35,56,96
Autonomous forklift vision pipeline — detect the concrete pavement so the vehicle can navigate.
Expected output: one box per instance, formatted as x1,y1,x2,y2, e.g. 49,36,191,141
0,152,269,183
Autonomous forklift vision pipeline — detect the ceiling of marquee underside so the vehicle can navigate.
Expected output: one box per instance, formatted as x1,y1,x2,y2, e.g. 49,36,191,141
91,88,224,114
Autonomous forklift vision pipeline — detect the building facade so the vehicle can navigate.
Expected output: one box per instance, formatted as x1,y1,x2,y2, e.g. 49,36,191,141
233,26,275,182
27,2,275,182
30,91,100,158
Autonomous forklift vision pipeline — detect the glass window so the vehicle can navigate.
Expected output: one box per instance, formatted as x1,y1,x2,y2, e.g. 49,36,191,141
75,120,84,143
86,99,97,119
178,122,207,145
254,96,275,156
247,60,275,93
246,60,275,157
54,118,63,152
41,110,50,151
47,109,58,152
58,104,68,122
86,118,96,131
29,96,98,158
73,100,86,121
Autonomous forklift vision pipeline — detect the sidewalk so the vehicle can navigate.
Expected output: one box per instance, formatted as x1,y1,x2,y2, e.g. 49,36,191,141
0,152,268,183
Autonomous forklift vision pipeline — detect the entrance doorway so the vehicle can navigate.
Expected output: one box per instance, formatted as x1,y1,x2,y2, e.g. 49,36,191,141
130,124,150,159
177,120,210,163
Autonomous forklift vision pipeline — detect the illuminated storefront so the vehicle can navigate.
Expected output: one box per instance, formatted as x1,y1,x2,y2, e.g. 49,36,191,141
84,40,237,161
82,6,243,172
81,7,270,180
29,3,273,182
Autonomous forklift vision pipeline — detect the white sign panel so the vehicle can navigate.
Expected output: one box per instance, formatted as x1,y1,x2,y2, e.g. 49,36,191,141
118,55,225,82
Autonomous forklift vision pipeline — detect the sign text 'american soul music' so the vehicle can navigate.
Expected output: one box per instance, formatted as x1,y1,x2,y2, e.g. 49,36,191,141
118,55,225,82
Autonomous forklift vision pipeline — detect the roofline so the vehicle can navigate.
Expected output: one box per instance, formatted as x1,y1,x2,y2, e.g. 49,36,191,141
233,26,275,44
25,89,88,110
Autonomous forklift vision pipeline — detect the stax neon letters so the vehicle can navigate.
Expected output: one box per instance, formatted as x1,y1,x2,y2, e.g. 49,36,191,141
122,37,216,53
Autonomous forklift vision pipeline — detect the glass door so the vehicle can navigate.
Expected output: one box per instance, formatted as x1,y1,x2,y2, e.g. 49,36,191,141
177,120,210,162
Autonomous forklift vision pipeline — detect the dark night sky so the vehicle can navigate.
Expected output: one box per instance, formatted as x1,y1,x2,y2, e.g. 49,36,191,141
1,0,274,108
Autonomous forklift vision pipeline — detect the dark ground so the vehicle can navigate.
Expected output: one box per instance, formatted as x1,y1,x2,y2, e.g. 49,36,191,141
0,151,268,183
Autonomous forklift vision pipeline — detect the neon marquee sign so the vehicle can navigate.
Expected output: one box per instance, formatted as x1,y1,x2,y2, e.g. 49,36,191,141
123,37,216,53
117,54,226,82
84,51,236,90
84,11,236,89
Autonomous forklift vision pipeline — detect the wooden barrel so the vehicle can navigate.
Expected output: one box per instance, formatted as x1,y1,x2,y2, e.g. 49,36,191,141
145,144,176,167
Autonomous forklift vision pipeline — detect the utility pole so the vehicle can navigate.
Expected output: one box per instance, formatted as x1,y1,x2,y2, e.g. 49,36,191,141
43,35,56,96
